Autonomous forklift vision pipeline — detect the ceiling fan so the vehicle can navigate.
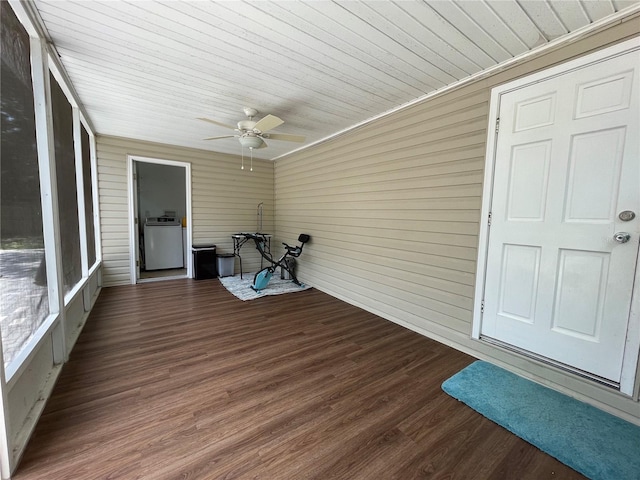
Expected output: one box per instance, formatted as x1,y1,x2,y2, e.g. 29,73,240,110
198,107,305,150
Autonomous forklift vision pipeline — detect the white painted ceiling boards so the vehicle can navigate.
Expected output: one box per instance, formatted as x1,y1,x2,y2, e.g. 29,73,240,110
32,0,640,160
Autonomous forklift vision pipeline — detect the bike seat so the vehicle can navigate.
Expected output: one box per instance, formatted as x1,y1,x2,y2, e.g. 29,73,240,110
282,242,302,257
282,234,309,258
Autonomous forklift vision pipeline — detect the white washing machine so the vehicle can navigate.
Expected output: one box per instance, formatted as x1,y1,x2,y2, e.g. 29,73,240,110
144,217,184,270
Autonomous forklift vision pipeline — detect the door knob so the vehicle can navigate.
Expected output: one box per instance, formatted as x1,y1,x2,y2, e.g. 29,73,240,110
613,232,631,244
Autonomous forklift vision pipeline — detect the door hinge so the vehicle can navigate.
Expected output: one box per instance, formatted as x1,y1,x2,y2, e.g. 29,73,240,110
135,217,138,225
481,300,485,313
488,212,492,226
136,260,139,267
495,117,500,134
133,173,137,180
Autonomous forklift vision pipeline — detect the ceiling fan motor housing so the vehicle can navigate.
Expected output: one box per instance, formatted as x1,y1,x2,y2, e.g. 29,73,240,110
237,120,257,132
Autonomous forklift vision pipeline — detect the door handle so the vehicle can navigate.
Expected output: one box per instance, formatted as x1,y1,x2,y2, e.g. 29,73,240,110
613,232,631,244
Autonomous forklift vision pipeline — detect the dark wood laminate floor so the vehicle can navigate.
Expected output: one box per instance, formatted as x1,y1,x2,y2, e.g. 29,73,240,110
14,279,585,479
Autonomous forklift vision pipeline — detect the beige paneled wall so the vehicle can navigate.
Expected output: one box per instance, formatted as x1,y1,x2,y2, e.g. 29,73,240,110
275,84,486,335
97,136,274,286
275,23,640,420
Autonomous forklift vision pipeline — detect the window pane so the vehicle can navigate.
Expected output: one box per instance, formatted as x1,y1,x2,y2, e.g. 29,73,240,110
50,74,81,293
0,2,49,369
81,125,96,267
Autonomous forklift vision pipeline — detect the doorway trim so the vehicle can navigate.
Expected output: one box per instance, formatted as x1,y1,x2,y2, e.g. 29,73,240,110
126,155,193,284
472,37,640,397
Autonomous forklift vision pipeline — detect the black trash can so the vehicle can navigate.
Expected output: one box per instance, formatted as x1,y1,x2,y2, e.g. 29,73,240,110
192,244,217,279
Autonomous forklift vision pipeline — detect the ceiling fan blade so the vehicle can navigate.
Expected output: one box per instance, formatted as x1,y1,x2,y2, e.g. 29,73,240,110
203,135,236,140
257,139,268,149
267,133,306,143
253,114,284,133
197,117,236,130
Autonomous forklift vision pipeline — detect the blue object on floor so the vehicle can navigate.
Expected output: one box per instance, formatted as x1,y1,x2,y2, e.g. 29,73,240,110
442,360,640,480
251,268,273,291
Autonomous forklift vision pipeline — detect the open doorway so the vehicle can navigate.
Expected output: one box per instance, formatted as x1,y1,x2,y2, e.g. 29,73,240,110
127,155,192,284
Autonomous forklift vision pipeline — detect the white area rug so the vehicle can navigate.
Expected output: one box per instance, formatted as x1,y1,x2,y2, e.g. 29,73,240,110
219,272,311,301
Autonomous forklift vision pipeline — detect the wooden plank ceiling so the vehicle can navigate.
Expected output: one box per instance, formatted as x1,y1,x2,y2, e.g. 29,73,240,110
33,0,639,160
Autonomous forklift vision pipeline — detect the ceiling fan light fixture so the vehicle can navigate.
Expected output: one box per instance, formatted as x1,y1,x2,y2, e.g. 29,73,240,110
238,135,263,149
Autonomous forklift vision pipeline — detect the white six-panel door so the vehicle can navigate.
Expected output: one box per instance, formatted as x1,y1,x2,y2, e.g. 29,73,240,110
480,45,639,385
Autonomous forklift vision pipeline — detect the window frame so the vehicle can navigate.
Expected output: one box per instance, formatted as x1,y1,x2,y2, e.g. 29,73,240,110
1,5,102,384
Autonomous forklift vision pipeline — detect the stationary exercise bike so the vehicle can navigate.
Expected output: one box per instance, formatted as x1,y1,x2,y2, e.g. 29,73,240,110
244,233,310,291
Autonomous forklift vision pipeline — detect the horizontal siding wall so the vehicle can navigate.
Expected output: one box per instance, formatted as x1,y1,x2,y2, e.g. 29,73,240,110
97,136,274,286
275,21,640,421
276,81,486,335
276,85,486,335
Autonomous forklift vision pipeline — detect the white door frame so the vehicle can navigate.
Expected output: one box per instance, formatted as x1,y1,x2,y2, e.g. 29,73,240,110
126,155,193,284
131,160,140,281
472,37,640,396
